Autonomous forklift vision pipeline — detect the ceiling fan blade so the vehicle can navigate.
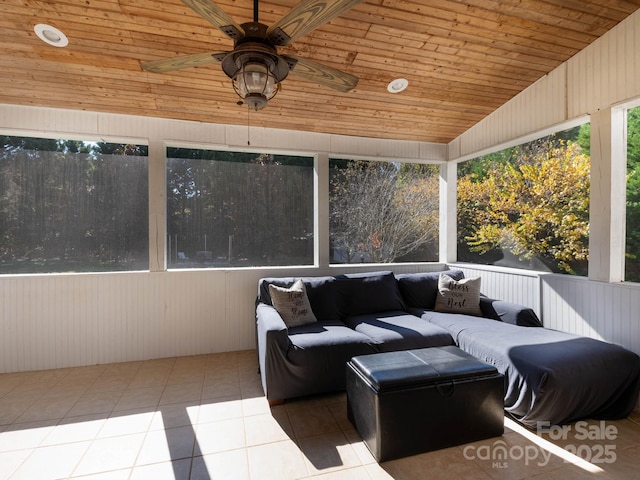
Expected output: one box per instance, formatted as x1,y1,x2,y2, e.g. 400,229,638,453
284,55,358,93
268,0,365,46
141,51,229,73
181,0,244,39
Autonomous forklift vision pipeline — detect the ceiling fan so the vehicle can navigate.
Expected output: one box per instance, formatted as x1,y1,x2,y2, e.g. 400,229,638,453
141,0,363,110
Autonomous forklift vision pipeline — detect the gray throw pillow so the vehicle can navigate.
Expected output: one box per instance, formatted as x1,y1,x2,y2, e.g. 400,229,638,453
269,279,318,327
434,273,482,316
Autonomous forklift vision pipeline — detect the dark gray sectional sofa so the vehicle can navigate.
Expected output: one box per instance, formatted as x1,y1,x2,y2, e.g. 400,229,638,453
256,269,640,427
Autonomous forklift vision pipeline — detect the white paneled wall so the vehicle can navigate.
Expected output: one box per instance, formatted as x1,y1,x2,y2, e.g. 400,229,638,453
3,264,639,374
0,104,447,163
0,271,211,372
452,264,541,314
0,264,447,373
448,66,568,161
567,11,640,119
541,275,640,356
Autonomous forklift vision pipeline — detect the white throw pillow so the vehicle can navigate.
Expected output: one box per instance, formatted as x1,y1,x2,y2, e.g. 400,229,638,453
269,279,317,328
434,273,482,316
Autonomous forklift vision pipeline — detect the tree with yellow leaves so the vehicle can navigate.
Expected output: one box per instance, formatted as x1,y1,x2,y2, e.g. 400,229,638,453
458,139,590,275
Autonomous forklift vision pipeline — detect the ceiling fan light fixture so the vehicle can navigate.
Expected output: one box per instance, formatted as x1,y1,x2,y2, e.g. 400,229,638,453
224,49,289,110
34,23,69,47
387,78,409,93
232,59,280,110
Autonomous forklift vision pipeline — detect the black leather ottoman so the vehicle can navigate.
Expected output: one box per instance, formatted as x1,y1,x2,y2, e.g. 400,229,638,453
346,345,504,462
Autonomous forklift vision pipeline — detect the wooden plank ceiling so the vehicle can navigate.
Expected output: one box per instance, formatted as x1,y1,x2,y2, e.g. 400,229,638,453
1,0,639,143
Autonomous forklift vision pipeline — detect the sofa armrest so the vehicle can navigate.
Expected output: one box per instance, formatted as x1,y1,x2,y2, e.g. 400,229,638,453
256,302,289,350
480,297,543,327
256,302,292,399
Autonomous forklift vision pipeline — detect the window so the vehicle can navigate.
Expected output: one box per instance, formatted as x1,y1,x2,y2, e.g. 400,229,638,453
626,106,640,282
457,126,590,275
0,137,149,273
166,148,314,268
329,159,439,264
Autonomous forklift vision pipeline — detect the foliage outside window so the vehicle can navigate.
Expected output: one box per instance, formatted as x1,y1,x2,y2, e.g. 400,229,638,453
457,126,590,275
0,137,149,273
166,149,314,268
626,106,640,282
329,159,439,264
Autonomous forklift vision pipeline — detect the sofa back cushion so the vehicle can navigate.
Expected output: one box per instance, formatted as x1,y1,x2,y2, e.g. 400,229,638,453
396,269,464,309
258,276,339,321
335,271,407,317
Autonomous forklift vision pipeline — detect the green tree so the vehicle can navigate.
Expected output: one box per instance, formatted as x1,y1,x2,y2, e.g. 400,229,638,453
576,123,591,155
625,107,640,281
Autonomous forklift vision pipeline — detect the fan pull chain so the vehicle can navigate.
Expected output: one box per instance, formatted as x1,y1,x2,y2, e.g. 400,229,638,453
247,104,251,146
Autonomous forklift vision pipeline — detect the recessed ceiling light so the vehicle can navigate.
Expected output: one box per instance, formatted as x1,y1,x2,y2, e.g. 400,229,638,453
387,78,408,94
34,24,69,47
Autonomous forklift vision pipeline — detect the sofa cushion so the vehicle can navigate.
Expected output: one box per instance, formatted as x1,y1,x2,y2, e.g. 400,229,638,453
287,320,377,368
288,320,375,348
259,276,339,321
274,320,377,399
434,273,482,316
396,269,464,309
336,271,407,317
342,311,454,352
269,280,318,328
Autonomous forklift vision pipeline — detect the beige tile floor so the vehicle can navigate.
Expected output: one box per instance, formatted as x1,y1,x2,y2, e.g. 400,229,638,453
1,350,639,480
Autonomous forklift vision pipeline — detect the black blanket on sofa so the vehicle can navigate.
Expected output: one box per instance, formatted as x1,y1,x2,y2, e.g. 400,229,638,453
420,311,640,427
